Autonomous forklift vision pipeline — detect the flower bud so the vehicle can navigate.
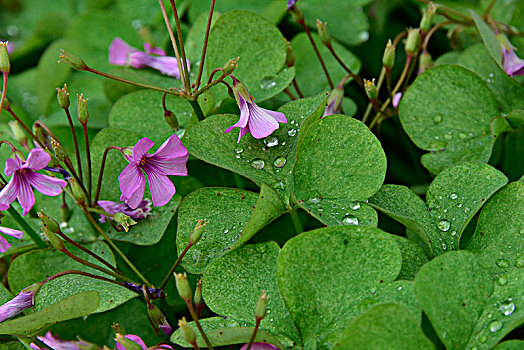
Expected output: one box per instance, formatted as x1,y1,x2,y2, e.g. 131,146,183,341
382,39,395,69
231,75,253,105
175,272,192,302
56,84,70,109
0,282,42,322
418,51,433,75
420,4,437,34
58,49,87,71
112,323,127,335
194,278,203,307
364,79,378,100
316,20,331,46
61,200,72,223
113,212,136,232
51,139,68,162
178,317,196,346
164,110,180,130
287,1,304,23
323,85,344,117
8,121,27,148
0,41,10,74
285,40,295,67
189,219,208,245
147,301,173,335
68,178,86,204
255,290,268,321
221,57,239,76
405,29,420,56
115,334,143,350
77,93,89,125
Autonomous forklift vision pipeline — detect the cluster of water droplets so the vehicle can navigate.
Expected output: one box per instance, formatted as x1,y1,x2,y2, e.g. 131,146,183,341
306,195,363,225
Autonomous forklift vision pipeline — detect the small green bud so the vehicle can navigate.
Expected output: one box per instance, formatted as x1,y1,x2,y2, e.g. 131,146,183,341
194,278,203,307
175,272,192,302
316,20,331,46
189,219,208,245
51,139,68,162
58,49,87,71
0,41,10,74
255,290,268,321
178,317,196,346
420,4,437,34
56,83,70,109
418,51,433,75
285,39,295,67
38,211,65,251
60,201,71,223
364,79,378,100
111,323,127,335
8,121,27,147
147,301,173,335
76,339,99,350
68,178,86,204
113,212,136,232
288,3,305,23
231,76,253,105
405,28,420,56
164,110,180,130
115,334,143,350
324,85,344,116
382,39,396,69
77,93,89,125
221,57,239,76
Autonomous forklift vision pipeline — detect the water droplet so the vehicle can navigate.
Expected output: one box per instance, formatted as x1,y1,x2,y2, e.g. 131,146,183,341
450,230,457,237
287,129,297,137
264,137,279,147
260,76,277,90
438,220,450,232
350,201,360,210
433,115,443,124
496,258,510,268
358,31,369,41
479,335,487,343
256,245,267,254
487,313,493,319
465,207,471,213
251,159,265,170
459,133,467,140
497,275,508,285
457,203,463,208
223,228,229,234
397,286,403,291
308,196,322,204
450,193,458,200
499,301,515,316
515,255,524,268
274,156,286,168
441,242,447,251
489,320,503,332
443,134,452,141
235,146,244,154
369,287,376,295
342,215,359,225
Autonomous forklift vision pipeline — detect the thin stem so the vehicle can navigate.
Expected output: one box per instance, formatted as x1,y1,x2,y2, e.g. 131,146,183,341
5,107,39,145
44,269,129,289
0,72,7,115
93,146,123,205
246,319,261,350
82,205,152,286
326,44,363,88
361,102,373,123
63,108,83,183
292,78,304,98
289,209,303,234
7,206,46,249
160,243,192,290
299,18,334,89
189,99,205,121
392,55,413,98
158,0,186,90
169,0,191,92
85,67,184,96
193,71,228,98
81,124,92,203
187,301,214,350
386,69,392,99
284,87,297,100
422,20,452,52
195,0,216,89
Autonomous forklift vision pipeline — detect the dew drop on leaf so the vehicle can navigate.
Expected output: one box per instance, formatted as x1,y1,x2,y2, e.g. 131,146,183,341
496,258,510,268
450,193,458,200
497,275,508,285
433,115,443,124
264,137,278,147
274,156,286,168
342,215,358,225
235,146,244,154
515,255,524,268
499,301,515,316
251,159,265,169
438,219,450,232
350,201,360,210
489,320,503,332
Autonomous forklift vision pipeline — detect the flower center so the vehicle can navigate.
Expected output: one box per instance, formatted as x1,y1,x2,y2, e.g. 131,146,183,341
139,157,147,166
19,169,27,174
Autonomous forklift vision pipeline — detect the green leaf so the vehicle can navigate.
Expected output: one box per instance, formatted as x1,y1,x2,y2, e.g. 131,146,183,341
203,242,300,341
398,65,500,174
470,10,503,66
293,115,386,226
170,317,291,348
0,283,13,303
207,10,292,102
335,304,434,350
0,291,99,336
414,251,493,349
468,268,524,349
188,1,285,24
176,187,258,274
183,93,328,197
426,162,507,255
494,341,524,350
277,226,402,344
393,236,430,280
467,181,524,279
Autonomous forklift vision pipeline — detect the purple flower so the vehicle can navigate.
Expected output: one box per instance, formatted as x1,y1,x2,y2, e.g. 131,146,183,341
0,149,67,216
323,85,344,117
109,37,189,78
116,334,173,350
0,284,40,323
119,135,188,209
31,332,97,350
287,0,298,10
225,76,287,143
502,46,524,77
392,92,402,108
97,199,152,223
240,343,278,350
0,226,23,253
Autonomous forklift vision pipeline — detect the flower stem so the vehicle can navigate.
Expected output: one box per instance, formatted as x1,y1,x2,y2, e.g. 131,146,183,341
326,43,363,88
195,0,216,90
44,269,130,289
5,106,39,147
160,243,192,290
7,206,46,249
292,78,304,98
158,0,186,90
0,72,7,115
188,99,205,121
81,123,92,203
246,319,261,350
93,146,123,205
169,0,191,93
289,209,303,234
62,107,83,183
82,205,152,286
186,300,214,350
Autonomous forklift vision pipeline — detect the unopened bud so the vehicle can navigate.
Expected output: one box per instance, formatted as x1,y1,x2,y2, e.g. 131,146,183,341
288,2,304,23
111,323,127,335
382,39,396,69
323,85,344,117
58,49,87,71
316,20,331,46
189,219,208,245
221,57,239,76
164,110,180,130
113,212,136,232
420,4,437,34
405,29,420,56
115,334,142,350
68,178,86,204
285,40,295,67
147,301,173,335
231,75,253,105
175,272,192,302
56,84,70,109
178,318,196,346
364,79,378,100
194,278,203,307
38,211,65,251
0,41,10,74
77,93,89,124
51,139,67,162
8,121,27,147
255,290,268,321
60,201,71,223
418,52,433,75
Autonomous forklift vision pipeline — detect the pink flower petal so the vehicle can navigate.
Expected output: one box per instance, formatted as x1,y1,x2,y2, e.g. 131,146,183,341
109,38,139,66
152,134,188,159
128,51,151,69
132,138,155,163
240,343,279,350
22,149,51,170
263,108,287,124
25,172,67,196
145,170,176,207
146,154,188,176
392,92,402,108
0,236,12,254
116,335,147,350
5,157,21,177
144,42,166,56
0,226,24,239
119,163,145,202
147,56,184,78
247,103,280,139
17,177,35,216
225,94,250,135
0,177,19,211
